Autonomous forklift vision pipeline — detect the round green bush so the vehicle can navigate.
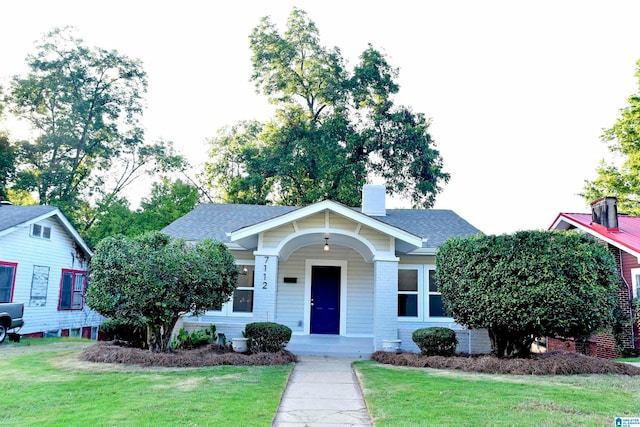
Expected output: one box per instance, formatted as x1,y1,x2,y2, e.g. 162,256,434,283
245,322,292,353
412,327,458,356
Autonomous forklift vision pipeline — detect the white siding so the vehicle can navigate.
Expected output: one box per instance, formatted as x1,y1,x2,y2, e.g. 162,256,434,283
357,225,391,251
0,216,102,336
276,244,373,336
262,223,295,248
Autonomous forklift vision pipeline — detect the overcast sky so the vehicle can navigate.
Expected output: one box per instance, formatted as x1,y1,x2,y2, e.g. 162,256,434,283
1,1,639,234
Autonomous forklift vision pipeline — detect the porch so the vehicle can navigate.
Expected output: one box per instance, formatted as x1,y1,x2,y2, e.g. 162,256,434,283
285,335,374,358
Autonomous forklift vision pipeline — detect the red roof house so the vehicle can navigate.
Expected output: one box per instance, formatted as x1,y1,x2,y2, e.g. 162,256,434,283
549,197,640,357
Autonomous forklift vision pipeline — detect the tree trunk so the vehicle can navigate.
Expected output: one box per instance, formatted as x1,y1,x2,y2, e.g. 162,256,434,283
488,328,534,358
147,322,176,352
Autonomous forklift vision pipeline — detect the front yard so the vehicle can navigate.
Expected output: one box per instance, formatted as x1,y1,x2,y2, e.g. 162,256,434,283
0,338,292,426
354,360,640,426
5,339,640,426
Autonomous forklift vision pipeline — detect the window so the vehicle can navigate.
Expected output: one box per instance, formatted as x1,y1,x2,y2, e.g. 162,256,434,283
398,269,419,317
59,269,86,310
632,268,640,300
398,265,449,321
233,265,255,313
31,224,52,239
210,263,254,316
0,262,18,303
428,269,447,317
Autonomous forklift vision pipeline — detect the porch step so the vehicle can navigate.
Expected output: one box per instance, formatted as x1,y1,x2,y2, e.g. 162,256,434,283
285,335,374,359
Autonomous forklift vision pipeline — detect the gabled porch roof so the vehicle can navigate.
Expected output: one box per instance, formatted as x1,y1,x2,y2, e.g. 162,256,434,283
229,200,423,255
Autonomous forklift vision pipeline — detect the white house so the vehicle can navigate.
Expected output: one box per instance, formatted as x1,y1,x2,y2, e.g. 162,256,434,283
162,185,491,356
0,203,102,339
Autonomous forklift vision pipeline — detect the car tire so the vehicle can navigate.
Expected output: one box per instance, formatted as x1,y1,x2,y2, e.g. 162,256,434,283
0,323,6,344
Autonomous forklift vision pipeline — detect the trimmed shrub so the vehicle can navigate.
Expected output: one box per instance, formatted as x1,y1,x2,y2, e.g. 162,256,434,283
245,322,292,353
99,318,147,349
412,327,458,356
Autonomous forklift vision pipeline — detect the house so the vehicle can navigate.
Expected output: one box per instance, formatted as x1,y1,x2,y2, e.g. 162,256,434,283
162,185,492,356
549,196,639,358
0,203,102,339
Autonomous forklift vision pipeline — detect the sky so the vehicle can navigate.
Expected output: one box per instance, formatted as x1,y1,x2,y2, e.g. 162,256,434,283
1,1,639,235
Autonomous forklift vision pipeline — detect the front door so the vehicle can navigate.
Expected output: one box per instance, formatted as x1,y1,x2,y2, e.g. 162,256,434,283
310,266,341,334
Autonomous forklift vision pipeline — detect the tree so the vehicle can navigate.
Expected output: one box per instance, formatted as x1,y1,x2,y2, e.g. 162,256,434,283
203,8,449,208
83,179,199,247
435,231,620,358
582,58,640,214
87,232,238,352
6,27,185,231
0,133,17,200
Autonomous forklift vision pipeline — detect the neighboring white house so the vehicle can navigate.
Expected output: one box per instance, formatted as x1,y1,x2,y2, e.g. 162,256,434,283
162,185,492,356
0,203,102,339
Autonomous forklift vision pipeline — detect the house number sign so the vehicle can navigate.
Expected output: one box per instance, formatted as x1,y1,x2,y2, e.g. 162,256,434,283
262,256,269,289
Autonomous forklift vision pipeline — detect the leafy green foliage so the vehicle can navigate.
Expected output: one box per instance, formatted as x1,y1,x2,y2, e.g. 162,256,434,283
84,179,199,247
170,325,217,350
436,231,620,358
98,318,147,348
86,231,238,352
583,58,640,214
245,322,292,353
5,27,188,235
412,327,458,356
0,133,17,199
203,8,449,208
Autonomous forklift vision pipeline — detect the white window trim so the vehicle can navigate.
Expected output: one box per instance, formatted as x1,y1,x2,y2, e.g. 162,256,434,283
207,260,255,317
631,268,640,300
398,264,453,323
398,264,423,321
31,223,52,240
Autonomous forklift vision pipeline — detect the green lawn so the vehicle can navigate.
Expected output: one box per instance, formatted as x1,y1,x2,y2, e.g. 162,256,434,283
0,338,293,427
354,360,640,426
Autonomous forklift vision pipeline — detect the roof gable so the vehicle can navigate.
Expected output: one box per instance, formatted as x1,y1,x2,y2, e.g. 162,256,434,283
0,205,93,257
162,201,481,253
229,200,423,250
550,212,640,260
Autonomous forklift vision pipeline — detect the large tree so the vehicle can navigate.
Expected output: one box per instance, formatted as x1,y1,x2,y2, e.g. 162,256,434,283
436,231,620,358
6,27,184,230
84,178,199,247
87,232,238,352
203,8,449,207
583,58,640,214
0,133,17,200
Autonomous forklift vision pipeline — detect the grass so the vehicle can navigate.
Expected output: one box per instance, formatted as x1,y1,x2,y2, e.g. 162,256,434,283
616,356,640,363
354,360,640,426
0,338,293,426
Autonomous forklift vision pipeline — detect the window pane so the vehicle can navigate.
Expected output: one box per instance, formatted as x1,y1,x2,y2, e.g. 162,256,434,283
232,289,253,313
429,295,446,317
238,266,254,287
0,265,14,303
72,293,83,308
60,272,73,309
43,227,51,239
32,224,41,237
636,274,640,298
398,294,418,317
428,269,439,293
73,274,85,291
398,270,418,291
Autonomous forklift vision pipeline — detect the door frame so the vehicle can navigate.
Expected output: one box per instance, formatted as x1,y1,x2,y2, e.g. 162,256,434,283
304,259,347,335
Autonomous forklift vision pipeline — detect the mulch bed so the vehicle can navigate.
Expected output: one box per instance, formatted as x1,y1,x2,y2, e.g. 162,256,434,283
80,341,297,367
372,350,640,376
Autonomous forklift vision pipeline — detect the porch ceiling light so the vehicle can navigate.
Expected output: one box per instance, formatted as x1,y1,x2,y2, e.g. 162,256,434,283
324,237,330,252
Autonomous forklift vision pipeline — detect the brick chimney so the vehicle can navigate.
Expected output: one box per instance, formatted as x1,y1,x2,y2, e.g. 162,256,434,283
591,197,618,231
362,184,386,216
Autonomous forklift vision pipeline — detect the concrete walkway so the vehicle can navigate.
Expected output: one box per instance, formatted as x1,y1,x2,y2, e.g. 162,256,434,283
273,357,372,427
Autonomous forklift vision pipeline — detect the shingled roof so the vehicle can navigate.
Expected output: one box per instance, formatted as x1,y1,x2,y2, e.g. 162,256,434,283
161,203,480,249
0,205,58,233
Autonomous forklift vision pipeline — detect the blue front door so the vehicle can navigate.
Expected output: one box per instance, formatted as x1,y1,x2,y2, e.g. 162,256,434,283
310,266,341,334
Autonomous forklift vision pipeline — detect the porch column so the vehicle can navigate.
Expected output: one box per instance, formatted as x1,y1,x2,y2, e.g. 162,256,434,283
252,255,279,322
373,259,399,350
